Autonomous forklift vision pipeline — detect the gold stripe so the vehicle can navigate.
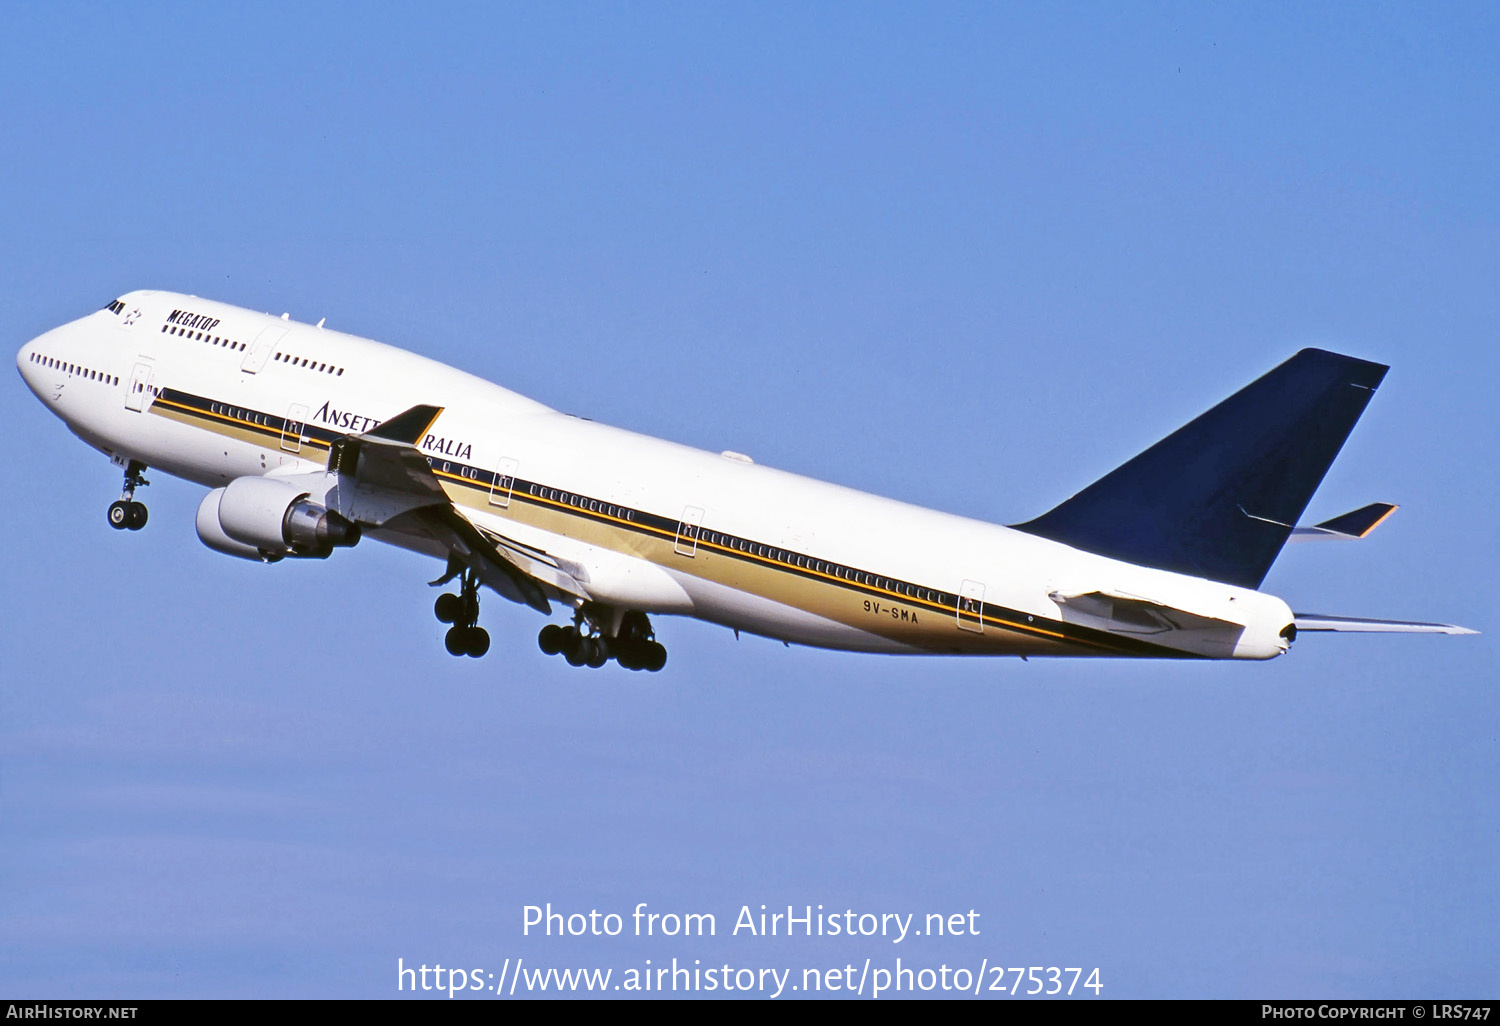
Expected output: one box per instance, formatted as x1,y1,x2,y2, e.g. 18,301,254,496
431,463,1112,653
161,392,1135,655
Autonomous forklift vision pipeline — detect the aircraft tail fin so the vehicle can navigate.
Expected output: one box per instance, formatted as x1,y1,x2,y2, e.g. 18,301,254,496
1013,349,1388,589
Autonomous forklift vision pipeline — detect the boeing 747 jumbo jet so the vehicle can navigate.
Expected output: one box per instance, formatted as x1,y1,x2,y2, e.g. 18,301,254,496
16,291,1474,671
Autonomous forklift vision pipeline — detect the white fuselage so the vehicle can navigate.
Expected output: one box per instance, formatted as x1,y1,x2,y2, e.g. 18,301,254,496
17,291,1294,660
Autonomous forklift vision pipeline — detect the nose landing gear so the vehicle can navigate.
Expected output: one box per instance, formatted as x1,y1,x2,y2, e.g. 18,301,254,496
107,460,149,531
433,566,490,658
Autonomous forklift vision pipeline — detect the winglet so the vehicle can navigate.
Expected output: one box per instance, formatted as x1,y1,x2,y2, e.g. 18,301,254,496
369,405,444,445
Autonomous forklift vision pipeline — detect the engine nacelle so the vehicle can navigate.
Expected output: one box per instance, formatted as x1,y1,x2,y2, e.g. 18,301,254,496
198,477,360,561
197,488,283,562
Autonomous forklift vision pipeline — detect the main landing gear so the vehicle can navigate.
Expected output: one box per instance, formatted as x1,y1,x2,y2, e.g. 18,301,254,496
538,609,667,672
107,460,149,531
433,567,490,658
427,562,665,670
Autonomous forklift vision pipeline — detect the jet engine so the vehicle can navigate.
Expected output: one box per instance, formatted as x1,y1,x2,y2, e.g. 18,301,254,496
197,476,360,562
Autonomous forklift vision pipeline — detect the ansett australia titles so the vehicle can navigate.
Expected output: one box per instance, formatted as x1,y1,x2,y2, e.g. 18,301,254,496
523,904,980,944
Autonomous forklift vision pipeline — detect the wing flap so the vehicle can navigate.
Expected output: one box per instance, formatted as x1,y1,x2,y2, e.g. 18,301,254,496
468,516,591,602
415,505,555,614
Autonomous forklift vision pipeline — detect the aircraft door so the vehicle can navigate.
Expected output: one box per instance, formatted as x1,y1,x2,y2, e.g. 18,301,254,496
489,456,519,508
957,579,986,633
125,362,154,412
241,326,287,374
675,506,705,556
280,403,309,452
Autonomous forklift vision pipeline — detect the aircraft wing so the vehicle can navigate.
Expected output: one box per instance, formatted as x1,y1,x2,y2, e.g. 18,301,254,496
323,405,586,614
1293,614,1478,635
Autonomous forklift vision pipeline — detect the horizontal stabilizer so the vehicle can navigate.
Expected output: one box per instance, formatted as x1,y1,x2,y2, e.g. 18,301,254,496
1293,613,1477,635
1015,349,1388,589
1290,502,1398,541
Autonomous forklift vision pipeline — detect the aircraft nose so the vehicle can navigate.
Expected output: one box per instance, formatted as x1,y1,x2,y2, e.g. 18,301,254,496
17,339,34,380
17,336,46,397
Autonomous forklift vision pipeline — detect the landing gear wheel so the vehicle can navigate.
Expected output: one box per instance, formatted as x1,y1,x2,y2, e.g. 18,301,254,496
110,460,150,532
563,631,588,666
434,593,462,624
544,608,666,671
434,568,490,657
538,624,567,655
465,627,490,658
584,637,609,668
443,625,491,657
615,640,640,671
445,626,469,656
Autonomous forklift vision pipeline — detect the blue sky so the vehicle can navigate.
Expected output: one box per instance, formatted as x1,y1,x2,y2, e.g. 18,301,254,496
2,2,1496,998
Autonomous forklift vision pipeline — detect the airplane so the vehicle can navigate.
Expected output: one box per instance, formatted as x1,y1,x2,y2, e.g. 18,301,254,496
15,291,1475,671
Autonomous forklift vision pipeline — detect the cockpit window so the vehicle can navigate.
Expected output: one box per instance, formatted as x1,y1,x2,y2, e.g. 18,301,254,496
104,299,125,315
